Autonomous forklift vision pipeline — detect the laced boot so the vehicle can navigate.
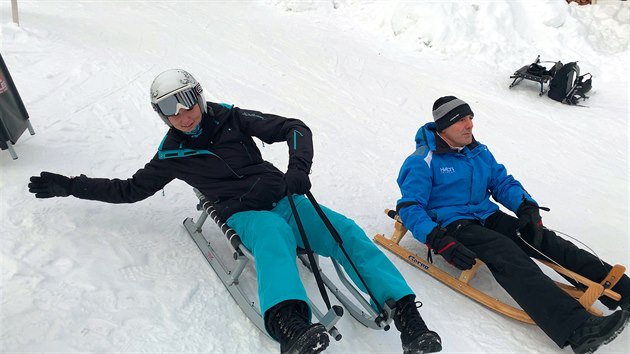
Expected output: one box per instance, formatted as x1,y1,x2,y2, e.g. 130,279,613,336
264,300,330,354
567,310,629,354
393,295,442,354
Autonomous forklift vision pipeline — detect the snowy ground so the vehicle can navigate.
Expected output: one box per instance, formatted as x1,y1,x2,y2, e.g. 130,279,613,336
1,1,628,353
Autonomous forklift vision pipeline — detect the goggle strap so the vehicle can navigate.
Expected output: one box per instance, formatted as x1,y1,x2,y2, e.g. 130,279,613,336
174,89,197,107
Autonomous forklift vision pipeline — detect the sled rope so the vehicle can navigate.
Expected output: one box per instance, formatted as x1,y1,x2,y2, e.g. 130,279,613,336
549,228,605,267
516,228,605,287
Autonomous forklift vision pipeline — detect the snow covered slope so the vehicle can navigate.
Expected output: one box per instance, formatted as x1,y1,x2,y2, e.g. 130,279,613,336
1,1,628,353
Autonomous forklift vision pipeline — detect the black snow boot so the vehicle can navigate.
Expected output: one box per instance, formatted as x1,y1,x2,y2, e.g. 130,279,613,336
567,310,630,354
393,295,442,354
264,300,330,354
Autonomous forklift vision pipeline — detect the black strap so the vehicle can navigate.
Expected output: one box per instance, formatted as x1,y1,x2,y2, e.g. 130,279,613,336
287,192,333,310
305,191,386,316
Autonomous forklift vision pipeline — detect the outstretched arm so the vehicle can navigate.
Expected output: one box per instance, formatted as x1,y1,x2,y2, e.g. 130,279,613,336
28,157,173,204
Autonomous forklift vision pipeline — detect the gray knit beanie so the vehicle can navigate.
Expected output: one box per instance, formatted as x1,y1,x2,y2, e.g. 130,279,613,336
432,96,474,132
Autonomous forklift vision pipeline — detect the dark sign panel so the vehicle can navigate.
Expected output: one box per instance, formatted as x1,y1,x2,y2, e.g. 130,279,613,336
0,52,33,159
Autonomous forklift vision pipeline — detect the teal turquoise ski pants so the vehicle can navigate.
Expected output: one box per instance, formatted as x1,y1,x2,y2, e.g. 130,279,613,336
227,194,413,319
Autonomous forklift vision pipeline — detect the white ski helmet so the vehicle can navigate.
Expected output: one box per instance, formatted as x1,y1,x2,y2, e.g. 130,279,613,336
150,69,207,126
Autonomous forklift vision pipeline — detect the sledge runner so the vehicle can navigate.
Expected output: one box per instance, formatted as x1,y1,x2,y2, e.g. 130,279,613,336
393,96,630,354
28,69,442,354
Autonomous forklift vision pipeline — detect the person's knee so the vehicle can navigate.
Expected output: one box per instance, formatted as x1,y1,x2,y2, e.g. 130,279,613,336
235,211,294,249
477,234,528,265
335,217,374,248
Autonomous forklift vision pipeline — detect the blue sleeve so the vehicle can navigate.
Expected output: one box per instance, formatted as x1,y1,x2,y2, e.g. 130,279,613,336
487,149,535,213
396,149,439,243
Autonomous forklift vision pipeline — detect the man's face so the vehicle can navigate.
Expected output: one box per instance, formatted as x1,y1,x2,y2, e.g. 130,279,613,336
440,114,474,147
167,104,202,132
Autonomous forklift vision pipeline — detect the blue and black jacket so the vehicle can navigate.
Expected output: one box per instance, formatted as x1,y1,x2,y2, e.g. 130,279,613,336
396,122,534,243
71,102,313,220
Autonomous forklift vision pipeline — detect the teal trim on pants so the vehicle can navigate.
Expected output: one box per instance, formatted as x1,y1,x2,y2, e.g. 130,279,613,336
227,194,413,320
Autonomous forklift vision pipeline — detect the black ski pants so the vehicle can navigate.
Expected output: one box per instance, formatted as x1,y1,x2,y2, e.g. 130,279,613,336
445,210,629,347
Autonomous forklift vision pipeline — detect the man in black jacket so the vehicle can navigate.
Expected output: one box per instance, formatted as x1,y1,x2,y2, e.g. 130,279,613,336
28,69,442,354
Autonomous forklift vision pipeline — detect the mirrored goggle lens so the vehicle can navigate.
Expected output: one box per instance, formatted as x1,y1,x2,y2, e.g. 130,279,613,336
155,88,198,116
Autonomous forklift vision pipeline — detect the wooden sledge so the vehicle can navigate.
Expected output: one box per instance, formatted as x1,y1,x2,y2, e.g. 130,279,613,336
373,209,626,325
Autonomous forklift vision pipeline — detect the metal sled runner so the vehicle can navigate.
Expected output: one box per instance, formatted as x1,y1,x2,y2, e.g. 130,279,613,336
183,188,392,341
373,209,625,325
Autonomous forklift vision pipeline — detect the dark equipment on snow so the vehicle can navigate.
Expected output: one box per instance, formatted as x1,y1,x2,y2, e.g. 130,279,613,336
547,62,592,105
0,52,35,160
509,55,563,96
509,55,593,106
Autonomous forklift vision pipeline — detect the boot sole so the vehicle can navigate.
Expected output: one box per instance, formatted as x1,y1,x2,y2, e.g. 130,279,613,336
283,324,330,354
572,310,630,354
602,310,630,346
403,331,442,354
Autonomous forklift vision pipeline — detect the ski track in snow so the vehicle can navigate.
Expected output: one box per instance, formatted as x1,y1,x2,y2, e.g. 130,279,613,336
1,1,629,353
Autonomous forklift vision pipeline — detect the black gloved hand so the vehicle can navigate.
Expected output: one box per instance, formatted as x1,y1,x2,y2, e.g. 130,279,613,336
426,226,477,270
285,168,311,195
517,200,544,249
28,172,73,198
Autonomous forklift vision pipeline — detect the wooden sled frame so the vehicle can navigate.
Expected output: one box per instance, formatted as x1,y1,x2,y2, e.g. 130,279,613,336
374,209,626,325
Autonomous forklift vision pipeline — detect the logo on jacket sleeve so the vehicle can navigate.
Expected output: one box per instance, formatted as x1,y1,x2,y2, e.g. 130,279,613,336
439,166,455,174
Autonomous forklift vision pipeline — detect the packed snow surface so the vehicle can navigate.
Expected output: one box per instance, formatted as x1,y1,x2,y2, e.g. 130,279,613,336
1,1,628,353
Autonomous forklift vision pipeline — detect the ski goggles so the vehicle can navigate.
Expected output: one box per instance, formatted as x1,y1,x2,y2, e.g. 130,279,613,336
153,85,200,117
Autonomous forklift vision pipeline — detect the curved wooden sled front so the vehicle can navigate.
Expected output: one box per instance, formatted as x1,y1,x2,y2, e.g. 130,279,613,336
373,209,625,325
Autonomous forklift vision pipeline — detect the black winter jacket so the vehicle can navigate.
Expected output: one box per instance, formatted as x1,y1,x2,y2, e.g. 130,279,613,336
71,102,314,220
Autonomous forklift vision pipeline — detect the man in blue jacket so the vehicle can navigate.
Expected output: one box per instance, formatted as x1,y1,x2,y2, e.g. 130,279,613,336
396,96,629,354
28,69,442,354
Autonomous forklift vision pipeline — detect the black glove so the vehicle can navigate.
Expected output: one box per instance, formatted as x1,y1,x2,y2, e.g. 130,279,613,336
28,172,73,198
426,226,477,270
516,200,544,249
285,168,311,195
